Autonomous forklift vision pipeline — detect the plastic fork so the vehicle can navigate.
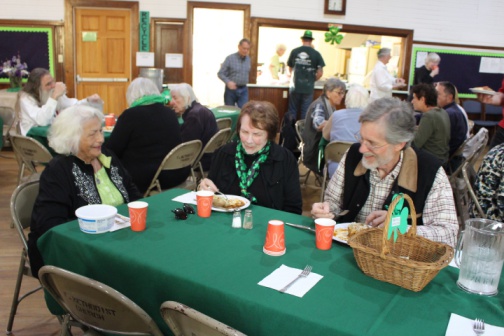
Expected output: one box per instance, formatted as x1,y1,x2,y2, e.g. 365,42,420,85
279,265,312,293
473,318,485,335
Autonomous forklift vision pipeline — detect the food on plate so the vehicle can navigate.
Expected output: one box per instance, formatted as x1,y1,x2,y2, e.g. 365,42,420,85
212,195,246,209
471,86,495,93
104,126,114,131
333,222,369,242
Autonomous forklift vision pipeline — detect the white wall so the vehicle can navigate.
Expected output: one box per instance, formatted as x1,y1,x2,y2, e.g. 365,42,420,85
2,0,504,48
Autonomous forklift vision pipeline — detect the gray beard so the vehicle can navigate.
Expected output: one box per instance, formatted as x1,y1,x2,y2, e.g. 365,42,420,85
39,88,54,106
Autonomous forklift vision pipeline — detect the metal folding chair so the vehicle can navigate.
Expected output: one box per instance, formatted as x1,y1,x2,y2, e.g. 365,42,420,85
10,134,53,185
192,128,231,181
320,141,353,202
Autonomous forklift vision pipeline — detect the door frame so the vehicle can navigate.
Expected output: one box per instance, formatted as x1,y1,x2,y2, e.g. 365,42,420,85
186,1,251,86
64,0,139,97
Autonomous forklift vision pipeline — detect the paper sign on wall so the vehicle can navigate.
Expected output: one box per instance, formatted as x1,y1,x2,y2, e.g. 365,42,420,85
165,53,183,68
136,52,154,67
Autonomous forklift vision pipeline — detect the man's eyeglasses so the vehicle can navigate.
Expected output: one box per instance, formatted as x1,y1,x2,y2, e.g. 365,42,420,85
354,132,388,151
171,203,195,220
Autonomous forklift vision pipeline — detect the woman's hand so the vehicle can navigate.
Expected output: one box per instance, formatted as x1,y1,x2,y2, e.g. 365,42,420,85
477,92,503,106
198,178,218,192
365,210,388,227
311,202,333,219
430,67,439,77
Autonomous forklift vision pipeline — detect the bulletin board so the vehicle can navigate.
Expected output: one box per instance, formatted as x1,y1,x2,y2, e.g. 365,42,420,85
410,45,504,98
0,26,54,83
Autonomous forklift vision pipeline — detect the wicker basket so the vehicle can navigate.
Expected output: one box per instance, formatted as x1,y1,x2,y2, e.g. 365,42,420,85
347,194,454,292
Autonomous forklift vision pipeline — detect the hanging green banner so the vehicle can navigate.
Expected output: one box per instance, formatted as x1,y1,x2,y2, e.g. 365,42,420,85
139,11,150,52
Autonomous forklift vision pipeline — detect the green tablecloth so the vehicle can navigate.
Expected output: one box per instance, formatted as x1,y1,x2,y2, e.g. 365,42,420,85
38,189,504,336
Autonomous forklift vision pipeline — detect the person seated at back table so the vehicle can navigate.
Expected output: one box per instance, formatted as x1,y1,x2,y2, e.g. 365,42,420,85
28,105,141,278
19,67,102,135
311,97,458,247
322,83,369,178
170,83,218,171
199,101,302,214
411,83,450,165
106,77,189,194
302,78,346,175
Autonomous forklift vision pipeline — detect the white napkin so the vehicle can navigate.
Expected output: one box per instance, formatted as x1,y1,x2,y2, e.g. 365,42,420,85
445,313,504,336
172,191,197,205
109,214,130,232
258,264,323,298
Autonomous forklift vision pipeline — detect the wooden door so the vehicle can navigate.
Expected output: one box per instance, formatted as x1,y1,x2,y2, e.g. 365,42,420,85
75,8,131,116
154,21,184,84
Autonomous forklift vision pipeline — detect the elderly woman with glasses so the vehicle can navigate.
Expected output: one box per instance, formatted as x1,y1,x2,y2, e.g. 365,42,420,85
198,101,302,214
169,83,219,170
106,77,188,194
302,77,346,175
28,105,142,278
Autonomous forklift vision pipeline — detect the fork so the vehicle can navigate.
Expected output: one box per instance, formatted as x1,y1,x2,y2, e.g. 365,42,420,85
473,318,485,335
279,265,312,293
214,190,229,204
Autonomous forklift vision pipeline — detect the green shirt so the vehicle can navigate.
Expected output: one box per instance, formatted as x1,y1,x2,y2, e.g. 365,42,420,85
413,107,451,163
287,46,325,94
270,54,281,79
94,154,125,206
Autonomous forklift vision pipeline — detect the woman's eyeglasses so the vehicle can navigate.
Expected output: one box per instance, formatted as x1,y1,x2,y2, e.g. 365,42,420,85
171,203,195,220
354,132,388,151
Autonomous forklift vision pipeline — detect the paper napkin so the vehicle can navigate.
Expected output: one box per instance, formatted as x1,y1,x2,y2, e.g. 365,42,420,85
445,313,504,336
109,214,131,232
172,191,197,205
258,264,323,298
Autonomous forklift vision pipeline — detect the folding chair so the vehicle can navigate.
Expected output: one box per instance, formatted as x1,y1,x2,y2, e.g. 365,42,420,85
160,301,246,336
6,180,43,335
320,141,353,202
10,134,53,185
462,161,485,219
144,140,202,197
216,117,232,130
192,128,231,181
39,265,164,336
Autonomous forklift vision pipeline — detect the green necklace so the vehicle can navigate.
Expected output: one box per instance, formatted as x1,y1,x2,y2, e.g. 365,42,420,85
130,94,166,108
235,141,271,203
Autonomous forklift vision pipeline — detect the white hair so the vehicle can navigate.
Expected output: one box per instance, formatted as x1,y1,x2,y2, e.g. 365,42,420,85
345,84,369,109
48,105,104,155
169,83,198,110
377,48,391,58
126,77,162,106
424,52,441,66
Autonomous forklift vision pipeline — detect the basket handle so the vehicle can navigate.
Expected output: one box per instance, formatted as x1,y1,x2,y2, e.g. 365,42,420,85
380,193,417,258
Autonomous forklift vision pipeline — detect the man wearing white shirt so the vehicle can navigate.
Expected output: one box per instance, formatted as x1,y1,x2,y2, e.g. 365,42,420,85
19,68,102,135
369,48,406,101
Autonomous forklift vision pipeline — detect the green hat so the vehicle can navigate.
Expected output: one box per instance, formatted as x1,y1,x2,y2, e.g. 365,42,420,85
301,30,314,40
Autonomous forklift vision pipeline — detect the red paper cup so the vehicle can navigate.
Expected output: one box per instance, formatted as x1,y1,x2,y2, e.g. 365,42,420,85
128,201,148,231
263,220,286,256
196,190,213,218
105,115,115,127
315,218,336,250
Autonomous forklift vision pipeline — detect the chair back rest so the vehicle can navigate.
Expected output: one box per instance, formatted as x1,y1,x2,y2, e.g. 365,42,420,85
324,141,353,164
462,127,488,162
216,118,232,130
160,301,246,336
11,134,53,170
160,140,202,171
294,120,305,141
193,129,231,169
462,100,482,114
467,120,475,135
11,180,40,251
39,266,163,336
484,103,502,115
462,161,485,219
449,161,472,228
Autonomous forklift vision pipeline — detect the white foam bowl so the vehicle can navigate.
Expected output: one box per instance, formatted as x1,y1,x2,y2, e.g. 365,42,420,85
75,204,117,234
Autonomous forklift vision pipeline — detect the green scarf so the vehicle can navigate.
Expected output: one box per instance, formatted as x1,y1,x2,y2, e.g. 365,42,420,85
235,141,271,203
130,94,166,108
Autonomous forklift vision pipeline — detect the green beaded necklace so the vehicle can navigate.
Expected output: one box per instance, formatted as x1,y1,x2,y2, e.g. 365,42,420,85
234,140,271,203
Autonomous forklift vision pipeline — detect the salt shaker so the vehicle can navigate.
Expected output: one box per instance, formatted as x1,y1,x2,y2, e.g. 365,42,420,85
242,209,253,229
232,211,242,228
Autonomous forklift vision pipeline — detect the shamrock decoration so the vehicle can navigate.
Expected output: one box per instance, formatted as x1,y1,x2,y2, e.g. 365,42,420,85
386,193,409,242
324,26,344,45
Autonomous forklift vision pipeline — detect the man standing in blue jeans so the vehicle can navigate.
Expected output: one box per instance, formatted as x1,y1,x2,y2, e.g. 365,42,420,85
287,31,325,120
218,38,251,108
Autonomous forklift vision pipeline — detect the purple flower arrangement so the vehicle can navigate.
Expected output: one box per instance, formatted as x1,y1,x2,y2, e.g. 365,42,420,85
0,54,29,78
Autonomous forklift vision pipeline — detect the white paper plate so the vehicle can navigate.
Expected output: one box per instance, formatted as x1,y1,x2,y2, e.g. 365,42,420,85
212,195,250,212
333,223,352,244
469,88,496,95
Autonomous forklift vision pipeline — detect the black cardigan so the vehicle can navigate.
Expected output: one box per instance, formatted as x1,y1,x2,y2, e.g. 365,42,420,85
27,147,141,278
207,141,302,214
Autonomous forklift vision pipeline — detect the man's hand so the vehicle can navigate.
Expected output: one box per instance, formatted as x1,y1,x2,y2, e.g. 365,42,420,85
226,81,237,90
311,202,333,219
477,92,503,106
430,67,439,77
51,82,67,100
365,210,388,227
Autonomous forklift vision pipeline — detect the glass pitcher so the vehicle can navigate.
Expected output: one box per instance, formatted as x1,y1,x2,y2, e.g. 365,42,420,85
455,218,504,296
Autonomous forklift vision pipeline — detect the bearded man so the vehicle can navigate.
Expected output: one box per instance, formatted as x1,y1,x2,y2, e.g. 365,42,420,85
19,68,102,135
311,97,458,247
